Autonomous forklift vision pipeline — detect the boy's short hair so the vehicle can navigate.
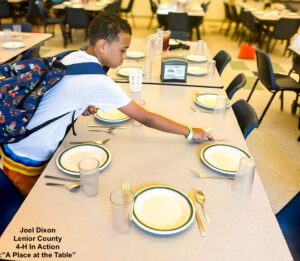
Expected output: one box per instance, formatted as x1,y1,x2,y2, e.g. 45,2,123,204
89,12,132,46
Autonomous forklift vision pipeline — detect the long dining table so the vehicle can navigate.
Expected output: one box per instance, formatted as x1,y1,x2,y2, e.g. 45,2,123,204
0,82,292,260
0,32,52,64
110,38,223,88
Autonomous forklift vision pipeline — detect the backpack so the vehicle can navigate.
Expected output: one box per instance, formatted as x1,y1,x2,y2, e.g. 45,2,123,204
0,51,106,145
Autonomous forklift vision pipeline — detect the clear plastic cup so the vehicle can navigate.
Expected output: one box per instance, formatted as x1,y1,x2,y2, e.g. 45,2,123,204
78,158,100,197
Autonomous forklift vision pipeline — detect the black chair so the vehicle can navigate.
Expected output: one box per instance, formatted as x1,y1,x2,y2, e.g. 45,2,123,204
266,18,300,55
65,7,90,44
247,48,300,124
105,0,121,14
0,169,24,236
230,4,241,40
199,1,210,36
232,99,259,139
226,73,247,99
120,0,135,26
0,0,12,24
167,12,191,40
276,192,300,260
239,11,260,46
219,2,233,36
34,0,65,34
148,0,158,29
213,50,231,76
0,23,41,60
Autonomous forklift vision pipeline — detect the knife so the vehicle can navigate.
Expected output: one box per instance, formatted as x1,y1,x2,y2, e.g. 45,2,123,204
188,191,206,237
44,175,80,183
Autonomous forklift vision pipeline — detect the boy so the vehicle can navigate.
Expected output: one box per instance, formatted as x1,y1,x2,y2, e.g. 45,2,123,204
1,12,213,196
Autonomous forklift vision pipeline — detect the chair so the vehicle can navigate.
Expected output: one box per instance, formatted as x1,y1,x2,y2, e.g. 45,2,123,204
213,50,231,76
276,192,300,260
65,7,90,44
239,11,261,46
230,4,241,40
219,2,233,36
34,0,65,35
105,0,121,14
266,18,300,55
0,23,41,60
147,0,158,29
226,73,247,99
232,99,259,139
167,12,191,40
0,169,24,236
0,0,12,24
120,0,135,26
247,48,300,124
200,1,210,36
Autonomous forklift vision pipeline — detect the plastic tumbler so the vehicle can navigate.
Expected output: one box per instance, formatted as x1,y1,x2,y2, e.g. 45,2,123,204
196,40,205,55
129,69,143,93
78,158,100,197
110,188,134,233
232,157,256,196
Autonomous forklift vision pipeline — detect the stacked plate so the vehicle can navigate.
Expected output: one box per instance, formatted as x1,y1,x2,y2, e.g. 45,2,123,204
116,67,143,77
194,93,230,110
56,144,111,175
95,109,130,123
126,51,146,60
133,185,195,235
2,41,25,49
184,54,208,63
187,65,208,76
200,144,251,176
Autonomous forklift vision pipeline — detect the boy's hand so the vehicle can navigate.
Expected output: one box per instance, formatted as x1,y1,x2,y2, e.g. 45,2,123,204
82,106,98,116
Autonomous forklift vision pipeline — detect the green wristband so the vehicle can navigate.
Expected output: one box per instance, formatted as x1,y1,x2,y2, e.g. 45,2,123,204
186,126,193,141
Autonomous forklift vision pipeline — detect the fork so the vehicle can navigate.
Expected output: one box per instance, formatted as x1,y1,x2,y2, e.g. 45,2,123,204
190,169,233,180
121,181,130,191
88,128,115,133
69,138,110,145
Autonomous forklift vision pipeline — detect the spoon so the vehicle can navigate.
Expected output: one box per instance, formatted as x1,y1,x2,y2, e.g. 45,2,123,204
195,190,211,224
46,182,81,192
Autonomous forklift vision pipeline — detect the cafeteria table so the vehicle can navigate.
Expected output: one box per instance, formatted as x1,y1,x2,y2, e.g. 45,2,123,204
109,38,223,88
0,83,292,261
0,32,52,64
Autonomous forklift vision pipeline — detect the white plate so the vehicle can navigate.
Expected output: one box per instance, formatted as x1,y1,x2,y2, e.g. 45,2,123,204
2,41,25,49
169,39,180,46
126,51,146,59
116,67,143,77
56,144,111,176
133,186,195,235
95,109,130,123
185,54,208,63
187,65,208,76
200,144,251,175
194,93,231,110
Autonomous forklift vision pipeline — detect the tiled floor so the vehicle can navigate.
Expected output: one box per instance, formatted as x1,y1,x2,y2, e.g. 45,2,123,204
39,17,299,213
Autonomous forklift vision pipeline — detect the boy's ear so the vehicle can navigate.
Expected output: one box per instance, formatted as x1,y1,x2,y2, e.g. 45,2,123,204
95,39,107,53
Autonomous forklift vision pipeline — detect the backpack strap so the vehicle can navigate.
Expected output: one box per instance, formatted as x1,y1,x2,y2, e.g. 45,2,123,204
65,62,106,75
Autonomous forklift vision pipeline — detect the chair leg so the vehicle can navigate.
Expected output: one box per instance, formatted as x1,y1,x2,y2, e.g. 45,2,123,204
280,90,284,110
247,77,259,102
283,39,290,56
131,13,136,27
259,92,277,124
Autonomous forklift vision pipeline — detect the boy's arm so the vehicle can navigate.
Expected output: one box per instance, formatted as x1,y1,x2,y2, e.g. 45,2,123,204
119,101,213,142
